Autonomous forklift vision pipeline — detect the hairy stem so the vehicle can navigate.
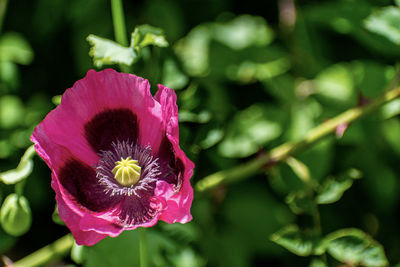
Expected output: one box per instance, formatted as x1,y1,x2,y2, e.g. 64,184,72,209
12,234,74,267
111,0,130,73
196,85,400,192
139,228,148,267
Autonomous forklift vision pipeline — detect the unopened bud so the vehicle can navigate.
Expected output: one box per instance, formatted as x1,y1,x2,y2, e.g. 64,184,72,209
0,194,32,236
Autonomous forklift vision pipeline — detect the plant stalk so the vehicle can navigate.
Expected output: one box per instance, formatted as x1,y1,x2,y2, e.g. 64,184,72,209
139,228,148,267
111,0,130,73
0,0,8,33
12,234,74,267
196,85,400,192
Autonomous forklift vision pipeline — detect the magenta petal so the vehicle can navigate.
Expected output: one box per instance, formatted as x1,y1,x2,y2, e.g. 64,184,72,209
154,84,179,141
52,177,108,246
80,213,123,238
154,85,194,223
32,70,195,246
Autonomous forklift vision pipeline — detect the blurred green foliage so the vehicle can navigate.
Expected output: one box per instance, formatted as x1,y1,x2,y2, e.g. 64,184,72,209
1,0,400,266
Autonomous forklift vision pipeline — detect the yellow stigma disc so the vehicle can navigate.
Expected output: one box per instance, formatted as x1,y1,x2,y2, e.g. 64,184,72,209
112,156,141,186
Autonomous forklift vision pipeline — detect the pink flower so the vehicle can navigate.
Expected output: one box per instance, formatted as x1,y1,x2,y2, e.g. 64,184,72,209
31,69,194,246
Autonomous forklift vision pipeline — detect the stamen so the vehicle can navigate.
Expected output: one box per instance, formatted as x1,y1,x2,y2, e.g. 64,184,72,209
112,156,141,186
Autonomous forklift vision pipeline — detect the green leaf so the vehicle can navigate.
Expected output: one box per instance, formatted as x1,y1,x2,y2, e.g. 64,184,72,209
381,98,400,119
0,145,36,184
286,191,316,215
169,248,205,267
87,25,168,68
309,259,327,267
52,205,65,226
131,24,168,49
351,61,391,98
270,225,322,256
86,229,177,267
162,58,188,90
71,242,87,265
179,110,211,123
174,25,211,76
87,34,136,68
323,228,388,267
218,104,284,158
381,118,400,155
199,128,224,149
316,168,362,204
0,194,32,236
226,57,290,83
314,64,356,108
0,32,34,65
364,6,400,45
212,14,274,50
51,95,62,106
0,95,24,129
86,230,140,267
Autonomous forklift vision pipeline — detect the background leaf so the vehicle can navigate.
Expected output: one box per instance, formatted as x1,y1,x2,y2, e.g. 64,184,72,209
87,34,136,68
323,228,388,267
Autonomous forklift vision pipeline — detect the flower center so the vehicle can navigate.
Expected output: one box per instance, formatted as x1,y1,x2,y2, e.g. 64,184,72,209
112,156,141,186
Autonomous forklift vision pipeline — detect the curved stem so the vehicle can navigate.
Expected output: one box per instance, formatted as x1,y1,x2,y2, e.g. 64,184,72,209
111,0,130,73
12,234,74,267
139,228,148,267
196,85,400,192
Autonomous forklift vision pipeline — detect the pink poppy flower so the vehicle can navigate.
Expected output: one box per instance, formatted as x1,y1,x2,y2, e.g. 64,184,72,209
31,69,194,246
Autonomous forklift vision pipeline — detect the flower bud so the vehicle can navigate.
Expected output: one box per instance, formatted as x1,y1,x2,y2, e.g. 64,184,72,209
0,193,32,236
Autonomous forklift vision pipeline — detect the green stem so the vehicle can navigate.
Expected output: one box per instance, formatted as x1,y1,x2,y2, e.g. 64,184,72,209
139,228,148,267
111,0,127,46
196,85,400,192
0,0,8,33
13,234,74,267
110,0,130,73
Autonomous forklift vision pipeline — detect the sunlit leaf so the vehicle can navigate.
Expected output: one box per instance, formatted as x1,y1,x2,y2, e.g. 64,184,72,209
226,58,290,83
316,168,362,204
364,6,400,45
131,24,168,48
175,25,211,76
169,248,205,267
0,95,24,129
0,61,19,91
179,110,211,123
71,242,87,265
270,225,322,256
0,145,36,184
212,14,274,50
0,32,34,65
87,34,136,68
323,228,388,267
314,64,356,108
218,104,284,158
0,194,32,236
162,58,188,90
200,128,224,149
381,98,400,119
52,95,62,106
309,259,327,267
